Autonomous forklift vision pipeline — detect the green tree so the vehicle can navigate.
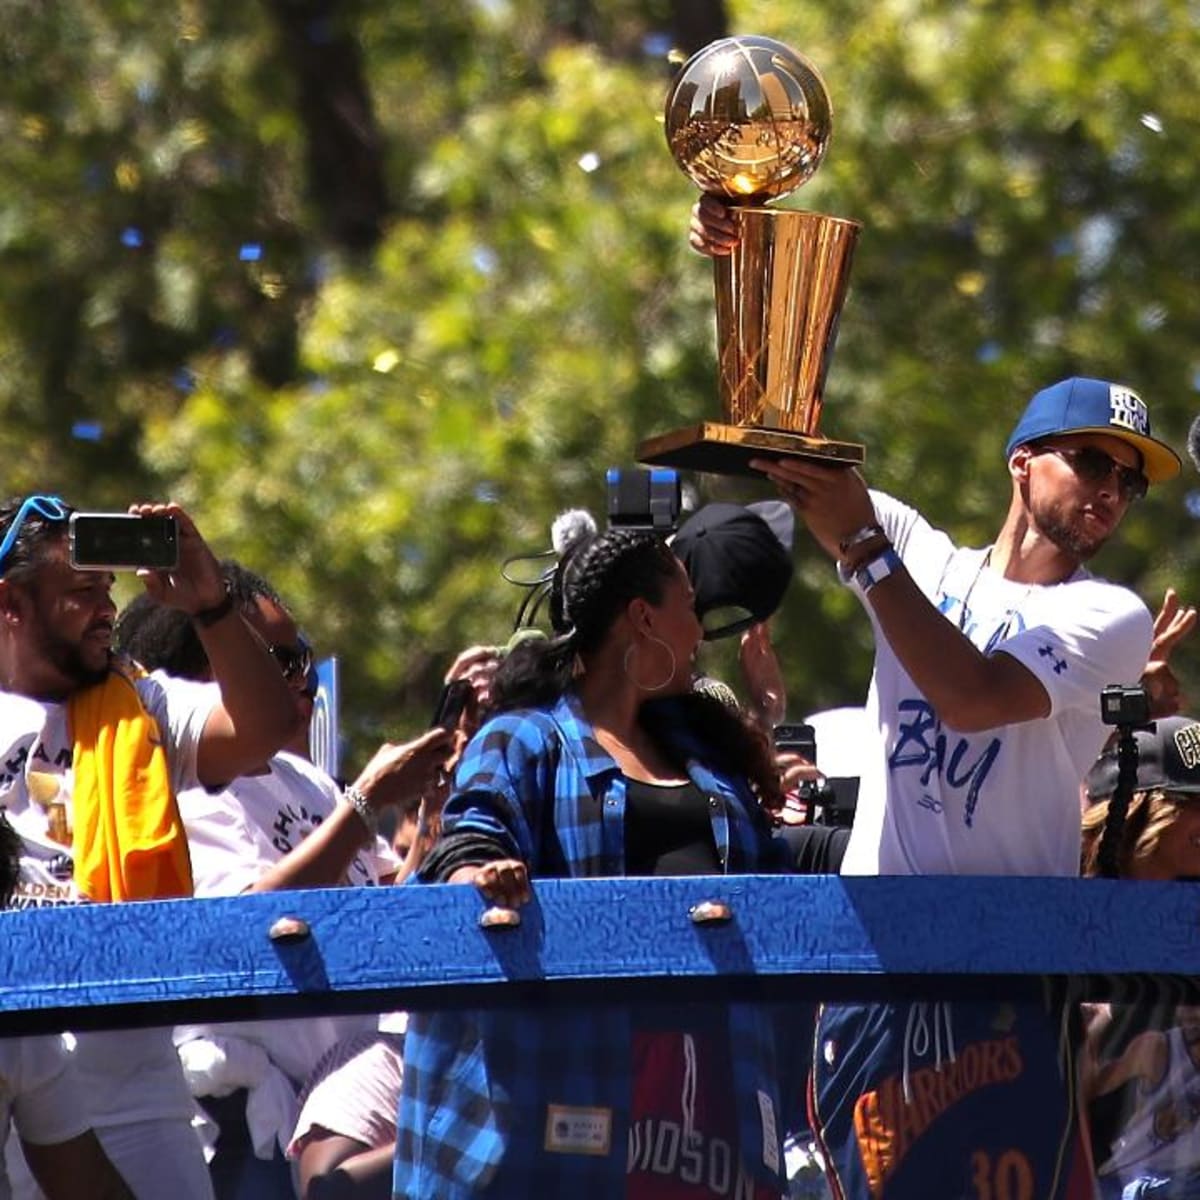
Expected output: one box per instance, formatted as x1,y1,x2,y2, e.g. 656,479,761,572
4,0,1200,764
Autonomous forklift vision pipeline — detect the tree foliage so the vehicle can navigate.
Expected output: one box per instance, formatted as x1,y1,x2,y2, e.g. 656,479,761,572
2,0,1199,761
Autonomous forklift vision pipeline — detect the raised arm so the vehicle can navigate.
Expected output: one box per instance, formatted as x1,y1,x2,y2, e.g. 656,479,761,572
130,502,298,785
245,728,454,893
749,458,1050,733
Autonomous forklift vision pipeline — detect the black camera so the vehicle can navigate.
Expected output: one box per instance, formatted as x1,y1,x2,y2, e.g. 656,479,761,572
1100,683,1151,728
606,467,681,533
773,722,858,829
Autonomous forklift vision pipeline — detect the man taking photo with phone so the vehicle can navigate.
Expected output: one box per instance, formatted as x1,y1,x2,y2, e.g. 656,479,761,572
0,495,299,1200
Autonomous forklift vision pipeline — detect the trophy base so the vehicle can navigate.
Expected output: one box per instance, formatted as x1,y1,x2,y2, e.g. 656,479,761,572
636,423,864,478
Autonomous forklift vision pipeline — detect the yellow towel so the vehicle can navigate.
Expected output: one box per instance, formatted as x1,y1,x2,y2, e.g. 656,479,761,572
68,666,193,903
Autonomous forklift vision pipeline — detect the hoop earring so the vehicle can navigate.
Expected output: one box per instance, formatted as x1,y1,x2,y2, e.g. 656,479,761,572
623,634,676,693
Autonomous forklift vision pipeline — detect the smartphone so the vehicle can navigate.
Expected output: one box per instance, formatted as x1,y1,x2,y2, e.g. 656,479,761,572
431,678,472,730
68,513,180,572
772,722,817,763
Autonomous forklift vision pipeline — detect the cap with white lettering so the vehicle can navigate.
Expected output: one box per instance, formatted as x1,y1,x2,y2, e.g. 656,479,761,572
1005,377,1180,484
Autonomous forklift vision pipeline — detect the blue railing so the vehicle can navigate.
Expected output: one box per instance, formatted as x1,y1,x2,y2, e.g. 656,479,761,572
1,875,1197,1034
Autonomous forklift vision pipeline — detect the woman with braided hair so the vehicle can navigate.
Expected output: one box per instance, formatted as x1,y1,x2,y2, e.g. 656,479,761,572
394,516,797,1200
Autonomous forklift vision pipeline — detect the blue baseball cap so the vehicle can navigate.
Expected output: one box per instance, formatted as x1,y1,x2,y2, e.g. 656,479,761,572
1005,376,1180,484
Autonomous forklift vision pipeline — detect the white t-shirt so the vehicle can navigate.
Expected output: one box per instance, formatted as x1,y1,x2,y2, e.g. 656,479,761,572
0,1035,93,1200
173,750,399,1143
178,749,398,898
0,670,219,1136
841,491,1153,878
0,670,215,909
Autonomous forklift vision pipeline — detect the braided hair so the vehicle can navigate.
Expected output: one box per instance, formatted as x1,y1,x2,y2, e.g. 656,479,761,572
493,521,781,811
494,525,679,710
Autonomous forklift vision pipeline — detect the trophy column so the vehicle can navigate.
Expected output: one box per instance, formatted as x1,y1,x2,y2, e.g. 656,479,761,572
637,36,865,477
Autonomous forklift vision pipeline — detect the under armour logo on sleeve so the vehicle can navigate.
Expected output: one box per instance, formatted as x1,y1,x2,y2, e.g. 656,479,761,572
1038,643,1068,674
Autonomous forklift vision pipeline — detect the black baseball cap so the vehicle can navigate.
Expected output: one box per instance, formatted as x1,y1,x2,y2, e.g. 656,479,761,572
1086,716,1200,801
670,501,794,640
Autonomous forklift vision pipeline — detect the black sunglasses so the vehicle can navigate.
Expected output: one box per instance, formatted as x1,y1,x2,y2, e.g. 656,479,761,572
1035,444,1148,503
268,636,314,685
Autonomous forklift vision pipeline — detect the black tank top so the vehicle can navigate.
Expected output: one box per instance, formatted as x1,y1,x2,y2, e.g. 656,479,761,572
623,777,720,877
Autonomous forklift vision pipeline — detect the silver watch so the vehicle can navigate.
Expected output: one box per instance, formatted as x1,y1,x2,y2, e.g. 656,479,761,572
341,784,379,838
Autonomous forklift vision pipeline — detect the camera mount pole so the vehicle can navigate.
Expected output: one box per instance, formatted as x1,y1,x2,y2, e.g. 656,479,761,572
1097,726,1140,880
1096,683,1154,881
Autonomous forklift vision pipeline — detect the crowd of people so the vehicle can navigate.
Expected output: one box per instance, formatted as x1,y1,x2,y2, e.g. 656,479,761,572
1,201,1200,1200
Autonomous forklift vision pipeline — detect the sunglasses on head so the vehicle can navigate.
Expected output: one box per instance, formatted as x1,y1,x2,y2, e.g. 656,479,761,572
1034,444,1148,503
0,495,70,576
268,635,314,685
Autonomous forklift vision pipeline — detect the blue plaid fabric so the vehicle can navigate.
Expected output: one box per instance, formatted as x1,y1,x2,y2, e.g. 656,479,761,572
394,690,794,1199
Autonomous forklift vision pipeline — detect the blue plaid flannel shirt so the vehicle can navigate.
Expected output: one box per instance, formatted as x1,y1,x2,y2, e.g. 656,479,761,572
394,690,795,1199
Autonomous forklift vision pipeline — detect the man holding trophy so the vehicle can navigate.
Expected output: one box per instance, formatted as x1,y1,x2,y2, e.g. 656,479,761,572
678,33,1188,1200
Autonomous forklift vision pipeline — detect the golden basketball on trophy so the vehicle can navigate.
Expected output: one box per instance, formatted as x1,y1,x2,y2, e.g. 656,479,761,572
637,35,864,476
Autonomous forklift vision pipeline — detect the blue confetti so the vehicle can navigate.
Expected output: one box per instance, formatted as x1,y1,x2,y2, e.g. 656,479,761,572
239,242,263,262
172,368,197,394
1186,491,1200,519
120,227,143,248
71,421,103,442
642,32,673,57
472,246,498,275
975,340,1002,364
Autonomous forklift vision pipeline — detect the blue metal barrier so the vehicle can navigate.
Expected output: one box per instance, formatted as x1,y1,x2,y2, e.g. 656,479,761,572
1,875,1198,1035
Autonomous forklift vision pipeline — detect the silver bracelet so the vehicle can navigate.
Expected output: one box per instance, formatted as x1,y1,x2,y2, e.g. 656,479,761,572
837,522,885,556
341,784,378,838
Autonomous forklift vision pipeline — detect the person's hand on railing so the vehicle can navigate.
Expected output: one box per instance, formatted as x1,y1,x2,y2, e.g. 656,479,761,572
449,857,531,909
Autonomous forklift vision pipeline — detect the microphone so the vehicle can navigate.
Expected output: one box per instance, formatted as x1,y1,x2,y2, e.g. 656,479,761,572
1188,414,1200,473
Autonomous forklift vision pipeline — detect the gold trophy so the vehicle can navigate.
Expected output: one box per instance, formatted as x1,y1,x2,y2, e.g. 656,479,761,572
637,35,864,476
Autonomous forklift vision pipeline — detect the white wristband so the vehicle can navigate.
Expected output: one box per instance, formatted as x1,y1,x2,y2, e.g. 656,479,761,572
854,546,902,593
342,785,378,838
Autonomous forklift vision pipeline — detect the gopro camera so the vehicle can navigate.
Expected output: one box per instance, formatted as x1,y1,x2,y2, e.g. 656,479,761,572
606,467,681,532
1100,683,1151,728
68,513,180,572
